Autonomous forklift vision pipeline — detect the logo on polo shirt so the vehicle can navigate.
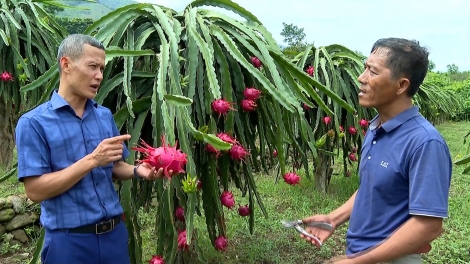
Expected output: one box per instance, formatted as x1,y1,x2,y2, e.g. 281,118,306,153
380,161,389,168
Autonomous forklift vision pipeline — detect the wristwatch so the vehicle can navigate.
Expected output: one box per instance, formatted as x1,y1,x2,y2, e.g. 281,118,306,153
133,164,143,180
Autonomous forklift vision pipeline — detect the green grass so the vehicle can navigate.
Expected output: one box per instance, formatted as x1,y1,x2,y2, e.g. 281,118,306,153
1,121,470,263
139,170,358,264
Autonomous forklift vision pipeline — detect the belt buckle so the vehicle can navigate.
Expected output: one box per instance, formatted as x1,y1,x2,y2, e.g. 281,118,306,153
95,219,114,235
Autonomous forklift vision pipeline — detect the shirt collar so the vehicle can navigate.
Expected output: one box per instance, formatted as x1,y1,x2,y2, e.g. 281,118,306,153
369,106,421,133
50,90,98,110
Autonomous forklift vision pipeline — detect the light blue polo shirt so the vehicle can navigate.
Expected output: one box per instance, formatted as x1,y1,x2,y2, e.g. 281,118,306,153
346,106,452,255
15,91,130,230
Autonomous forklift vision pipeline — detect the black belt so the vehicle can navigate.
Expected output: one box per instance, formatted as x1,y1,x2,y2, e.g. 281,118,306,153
58,215,122,235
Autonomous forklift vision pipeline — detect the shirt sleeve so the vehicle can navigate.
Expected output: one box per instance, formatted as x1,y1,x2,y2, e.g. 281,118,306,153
408,139,452,218
110,112,130,160
15,117,51,181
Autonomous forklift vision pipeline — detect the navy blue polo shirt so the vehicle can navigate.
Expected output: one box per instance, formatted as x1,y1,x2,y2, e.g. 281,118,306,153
346,106,452,255
15,91,130,230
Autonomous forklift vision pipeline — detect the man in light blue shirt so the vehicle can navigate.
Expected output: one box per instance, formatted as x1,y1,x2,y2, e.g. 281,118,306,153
299,38,452,264
15,34,169,264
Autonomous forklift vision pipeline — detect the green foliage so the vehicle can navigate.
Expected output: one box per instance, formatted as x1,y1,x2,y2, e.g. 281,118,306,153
446,79,470,121
55,17,94,34
53,0,137,20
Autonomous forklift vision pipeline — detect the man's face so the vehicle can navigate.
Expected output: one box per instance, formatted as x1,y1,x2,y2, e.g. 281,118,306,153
62,44,105,100
357,48,403,110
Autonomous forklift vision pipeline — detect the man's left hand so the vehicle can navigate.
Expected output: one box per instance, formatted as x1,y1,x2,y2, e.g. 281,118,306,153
137,163,172,180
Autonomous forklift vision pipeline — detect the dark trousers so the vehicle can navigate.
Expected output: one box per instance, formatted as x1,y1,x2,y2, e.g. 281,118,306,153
41,221,130,264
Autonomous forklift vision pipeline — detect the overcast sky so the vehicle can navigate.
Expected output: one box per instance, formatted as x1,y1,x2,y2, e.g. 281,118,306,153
135,0,469,72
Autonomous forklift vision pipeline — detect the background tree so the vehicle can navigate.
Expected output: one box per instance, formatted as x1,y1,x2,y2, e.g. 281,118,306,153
280,22,312,54
447,63,459,75
40,2,94,34
428,60,436,71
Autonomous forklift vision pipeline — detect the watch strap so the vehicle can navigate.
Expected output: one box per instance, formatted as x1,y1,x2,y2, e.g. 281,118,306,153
134,164,143,180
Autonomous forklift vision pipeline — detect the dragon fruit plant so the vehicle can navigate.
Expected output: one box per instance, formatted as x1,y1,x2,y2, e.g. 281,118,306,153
14,1,357,263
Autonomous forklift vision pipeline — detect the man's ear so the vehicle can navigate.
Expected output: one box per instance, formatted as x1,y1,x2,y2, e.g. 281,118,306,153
396,78,410,96
60,56,71,74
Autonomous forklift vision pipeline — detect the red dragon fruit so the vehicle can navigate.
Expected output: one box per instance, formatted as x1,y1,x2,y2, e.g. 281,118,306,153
131,136,188,179
243,87,262,101
177,230,189,251
283,172,301,185
149,255,165,264
305,66,314,76
273,149,278,157
348,126,357,135
206,143,222,158
214,236,228,251
175,206,185,222
217,132,238,145
322,116,331,125
211,98,235,118
0,71,14,82
241,99,257,112
220,191,235,209
359,119,368,127
250,56,262,68
349,153,357,162
229,144,250,161
238,204,250,217
339,126,344,132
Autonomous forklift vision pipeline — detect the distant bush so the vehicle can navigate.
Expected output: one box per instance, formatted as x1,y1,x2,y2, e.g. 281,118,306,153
447,79,470,121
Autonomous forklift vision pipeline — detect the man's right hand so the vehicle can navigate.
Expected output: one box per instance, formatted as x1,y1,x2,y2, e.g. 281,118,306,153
90,135,131,167
300,214,336,248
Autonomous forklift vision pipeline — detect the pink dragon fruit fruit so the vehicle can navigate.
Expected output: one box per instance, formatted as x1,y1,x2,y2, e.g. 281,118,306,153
149,255,165,264
322,116,331,125
177,230,189,251
206,143,222,158
220,191,235,209
243,87,262,101
283,172,301,185
175,206,185,222
0,71,14,82
229,144,250,161
359,119,368,127
217,132,238,145
211,98,236,118
238,204,250,217
214,236,228,251
349,153,357,162
348,126,357,135
131,136,188,179
305,66,314,76
241,99,257,111
251,57,262,68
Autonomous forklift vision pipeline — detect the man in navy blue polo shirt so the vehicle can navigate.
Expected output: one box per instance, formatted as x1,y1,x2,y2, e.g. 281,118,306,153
300,38,452,263
15,34,168,264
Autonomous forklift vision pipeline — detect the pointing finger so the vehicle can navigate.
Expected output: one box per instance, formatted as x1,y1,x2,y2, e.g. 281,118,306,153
107,135,131,143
